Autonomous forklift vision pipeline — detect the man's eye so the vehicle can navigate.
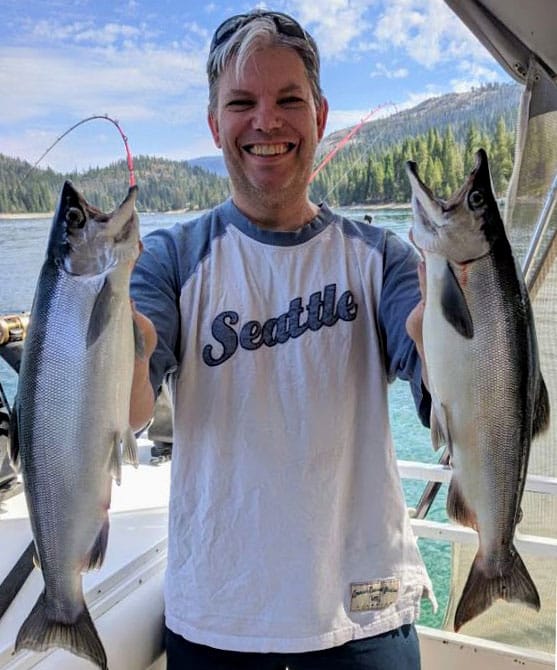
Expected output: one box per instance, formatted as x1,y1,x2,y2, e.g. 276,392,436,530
280,97,304,106
226,99,253,109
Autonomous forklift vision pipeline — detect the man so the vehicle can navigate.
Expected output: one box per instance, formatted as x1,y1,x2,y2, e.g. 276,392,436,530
130,9,434,669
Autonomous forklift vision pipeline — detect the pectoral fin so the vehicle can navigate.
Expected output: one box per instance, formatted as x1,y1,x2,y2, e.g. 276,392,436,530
109,434,123,485
8,402,20,470
87,278,114,347
86,517,110,570
122,427,139,468
441,262,474,339
447,477,477,529
430,397,451,453
532,375,550,438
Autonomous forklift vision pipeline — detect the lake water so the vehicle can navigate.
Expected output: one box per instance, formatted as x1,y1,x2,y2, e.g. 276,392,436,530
0,205,450,628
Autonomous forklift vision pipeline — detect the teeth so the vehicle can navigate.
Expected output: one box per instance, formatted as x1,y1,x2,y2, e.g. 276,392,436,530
247,143,291,156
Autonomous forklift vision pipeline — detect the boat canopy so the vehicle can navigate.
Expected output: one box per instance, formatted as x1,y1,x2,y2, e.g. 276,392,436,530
445,0,557,82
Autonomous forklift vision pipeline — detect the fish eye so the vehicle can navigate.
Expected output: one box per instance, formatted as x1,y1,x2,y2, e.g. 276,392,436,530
65,207,86,229
468,190,485,209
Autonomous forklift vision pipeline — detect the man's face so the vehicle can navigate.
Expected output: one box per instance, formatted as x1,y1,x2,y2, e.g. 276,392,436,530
208,45,328,215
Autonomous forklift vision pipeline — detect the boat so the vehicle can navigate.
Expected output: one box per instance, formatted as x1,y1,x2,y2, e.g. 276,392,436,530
0,0,556,667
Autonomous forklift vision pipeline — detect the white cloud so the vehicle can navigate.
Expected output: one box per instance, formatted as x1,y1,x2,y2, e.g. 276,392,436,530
283,0,503,97
370,63,408,79
373,0,490,68
449,59,502,92
325,102,399,134
326,109,374,133
31,20,93,41
287,0,373,58
0,43,207,126
74,23,146,45
400,89,441,109
0,24,210,170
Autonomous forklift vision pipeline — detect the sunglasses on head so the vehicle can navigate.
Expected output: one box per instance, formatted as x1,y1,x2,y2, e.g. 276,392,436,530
210,10,310,53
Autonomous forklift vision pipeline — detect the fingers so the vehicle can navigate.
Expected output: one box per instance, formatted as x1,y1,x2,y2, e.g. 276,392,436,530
407,260,426,341
406,300,424,346
406,300,429,389
406,260,429,388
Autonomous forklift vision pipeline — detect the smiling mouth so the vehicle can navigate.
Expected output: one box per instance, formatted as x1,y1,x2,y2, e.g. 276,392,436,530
243,142,295,156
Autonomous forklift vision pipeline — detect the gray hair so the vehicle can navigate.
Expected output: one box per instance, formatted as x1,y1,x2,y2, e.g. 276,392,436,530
207,13,323,113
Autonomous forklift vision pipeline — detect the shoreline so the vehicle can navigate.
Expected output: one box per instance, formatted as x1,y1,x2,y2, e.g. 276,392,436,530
0,212,54,220
0,202,412,221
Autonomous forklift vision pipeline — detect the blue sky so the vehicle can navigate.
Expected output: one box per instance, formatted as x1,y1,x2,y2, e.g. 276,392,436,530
1,0,513,173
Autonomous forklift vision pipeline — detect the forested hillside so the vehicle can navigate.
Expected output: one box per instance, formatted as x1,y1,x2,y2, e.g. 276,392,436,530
320,82,519,155
309,82,520,206
1,82,521,213
0,155,230,214
310,117,514,206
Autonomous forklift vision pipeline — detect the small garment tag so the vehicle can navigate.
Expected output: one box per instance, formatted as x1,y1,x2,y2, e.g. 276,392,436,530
350,578,400,612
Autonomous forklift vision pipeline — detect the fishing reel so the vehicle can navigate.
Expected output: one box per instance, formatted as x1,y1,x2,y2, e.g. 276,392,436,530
0,312,28,499
0,313,30,347
0,313,29,374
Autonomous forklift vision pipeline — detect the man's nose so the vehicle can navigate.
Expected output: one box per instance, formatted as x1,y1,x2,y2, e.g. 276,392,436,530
252,102,283,132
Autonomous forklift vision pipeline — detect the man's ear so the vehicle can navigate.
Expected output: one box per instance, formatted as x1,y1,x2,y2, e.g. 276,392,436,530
208,112,222,148
316,97,329,142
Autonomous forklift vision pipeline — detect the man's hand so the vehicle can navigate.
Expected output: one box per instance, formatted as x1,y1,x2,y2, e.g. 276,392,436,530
129,302,158,432
406,260,428,389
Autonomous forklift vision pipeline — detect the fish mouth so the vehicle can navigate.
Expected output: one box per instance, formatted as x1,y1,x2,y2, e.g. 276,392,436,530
65,206,87,231
242,142,296,157
406,152,495,262
412,197,438,235
406,153,486,226
405,161,444,237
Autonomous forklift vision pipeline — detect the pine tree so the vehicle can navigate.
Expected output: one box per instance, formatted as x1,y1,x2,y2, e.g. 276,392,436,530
441,126,464,198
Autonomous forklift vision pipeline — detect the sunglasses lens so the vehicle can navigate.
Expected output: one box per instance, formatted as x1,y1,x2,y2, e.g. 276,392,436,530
272,13,306,39
210,11,307,52
212,15,246,49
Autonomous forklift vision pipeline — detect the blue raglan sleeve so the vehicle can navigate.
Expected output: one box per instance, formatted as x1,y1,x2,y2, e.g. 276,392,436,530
378,230,431,427
131,228,182,395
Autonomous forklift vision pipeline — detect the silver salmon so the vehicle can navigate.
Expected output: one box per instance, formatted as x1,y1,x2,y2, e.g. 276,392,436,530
10,181,140,668
405,149,550,631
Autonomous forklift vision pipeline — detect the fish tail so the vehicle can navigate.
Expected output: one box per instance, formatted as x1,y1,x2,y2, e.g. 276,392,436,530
15,591,107,670
454,547,540,631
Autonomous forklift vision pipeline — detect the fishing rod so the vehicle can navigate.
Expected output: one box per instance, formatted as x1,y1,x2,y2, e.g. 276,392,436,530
309,103,396,183
20,114,136,188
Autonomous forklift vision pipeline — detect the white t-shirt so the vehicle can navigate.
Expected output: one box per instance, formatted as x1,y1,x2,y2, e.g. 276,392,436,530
131,199,435,653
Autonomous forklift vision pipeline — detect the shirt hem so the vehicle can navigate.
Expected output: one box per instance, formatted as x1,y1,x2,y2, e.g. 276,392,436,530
165,598,422,654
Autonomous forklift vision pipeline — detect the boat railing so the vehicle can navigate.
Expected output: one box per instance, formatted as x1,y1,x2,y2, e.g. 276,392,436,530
399,459,557,557
397,458,557,669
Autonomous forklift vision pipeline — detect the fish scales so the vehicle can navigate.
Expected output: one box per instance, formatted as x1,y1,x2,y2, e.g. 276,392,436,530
11,182,140,669
428,250,528,532
406,149,550,631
